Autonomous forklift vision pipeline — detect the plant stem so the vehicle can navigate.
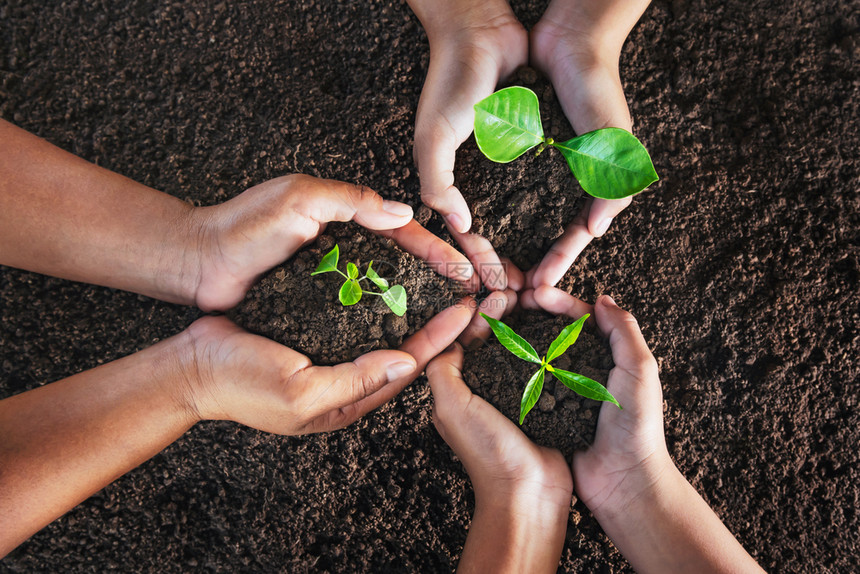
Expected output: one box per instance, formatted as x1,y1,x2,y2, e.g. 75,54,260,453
535,137,555,157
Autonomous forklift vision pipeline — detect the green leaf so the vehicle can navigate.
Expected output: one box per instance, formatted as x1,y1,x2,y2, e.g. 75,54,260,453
347,262,359,279
380,284,407,316
366,261,389,291
546,314,590,363
519,366,546,425
552,128,658,199
339,279,362,306
479,313,541,364
311,244,339,275
551,368,621,409
474,86,544,163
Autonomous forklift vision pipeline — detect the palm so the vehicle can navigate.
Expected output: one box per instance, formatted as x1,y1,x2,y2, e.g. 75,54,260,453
571,366,664,511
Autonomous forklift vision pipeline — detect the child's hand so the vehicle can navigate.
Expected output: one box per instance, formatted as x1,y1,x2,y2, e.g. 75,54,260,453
528,0,652,287
406,0,527,294
190,174,474,311
523,287,764,572
522,286,670,514
178,299,475,435
426,342,572,573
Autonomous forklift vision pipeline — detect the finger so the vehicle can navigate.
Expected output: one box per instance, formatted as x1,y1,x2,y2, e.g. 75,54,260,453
425,343,473,438
413,114,471,232
500,287,518,317
449,224,508,292
587,197,633,238
376,220,475,285
413,53,492,234
530,202,593,287
344,297,476,416
459,290,516,348
425,342,471,410
593,295,658,376
532,286,594,320
292,175,414,230
500,257,525,292
519,288,539,310
297,349,418,420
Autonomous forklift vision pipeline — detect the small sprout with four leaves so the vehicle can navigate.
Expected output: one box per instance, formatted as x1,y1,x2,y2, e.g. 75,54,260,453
480,312,621,425
312,244,407,317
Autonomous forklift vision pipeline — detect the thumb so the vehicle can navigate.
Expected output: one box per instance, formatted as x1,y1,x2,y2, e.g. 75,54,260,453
593,295,658,379
587,197,633,238
413,129,472,234
425,343,473,430
295,176,414,231
306,350,418,417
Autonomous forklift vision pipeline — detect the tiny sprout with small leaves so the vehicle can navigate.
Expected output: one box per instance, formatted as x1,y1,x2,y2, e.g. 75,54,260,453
480,313,621,424
473,86,658,199
311,244,407,316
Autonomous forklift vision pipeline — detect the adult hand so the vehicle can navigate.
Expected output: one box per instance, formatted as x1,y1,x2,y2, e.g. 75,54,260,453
406,0,527,292
181,298,475,435
528,0,652,287
426,342,572,573
191,174,474,312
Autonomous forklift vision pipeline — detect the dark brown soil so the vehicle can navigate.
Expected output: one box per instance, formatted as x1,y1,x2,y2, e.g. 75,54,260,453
229,223,464,365
1,0,858,573
463,313,613,458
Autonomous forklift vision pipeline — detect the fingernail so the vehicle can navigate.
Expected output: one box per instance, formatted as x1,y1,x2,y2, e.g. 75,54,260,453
386,361,415,381
601,295,617,307
382,200,413,217
594,217,612,237
446,213,466,233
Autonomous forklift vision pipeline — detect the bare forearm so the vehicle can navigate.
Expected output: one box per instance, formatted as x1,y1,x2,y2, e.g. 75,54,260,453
0,119,201,304
459,492,568,573
0,333,199,557
593,465,764,574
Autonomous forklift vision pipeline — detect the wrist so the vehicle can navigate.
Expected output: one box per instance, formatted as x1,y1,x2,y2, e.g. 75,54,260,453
472,454,573,521
532,17,623,74
586,451,679,528
151,199,208,308
464,473,570,573
416,1,522,49
158,323,212,427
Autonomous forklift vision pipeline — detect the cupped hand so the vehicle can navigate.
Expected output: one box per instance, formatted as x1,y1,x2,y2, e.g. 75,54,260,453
521,286,671,515
527,0,651,287
188,174,473,312
178,297,475,435
426,342,572,506
408,0,528,293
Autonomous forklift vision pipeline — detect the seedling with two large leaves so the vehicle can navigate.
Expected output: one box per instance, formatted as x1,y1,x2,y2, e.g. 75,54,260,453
473,86,658,199
312,245,407,316
480,313,620,424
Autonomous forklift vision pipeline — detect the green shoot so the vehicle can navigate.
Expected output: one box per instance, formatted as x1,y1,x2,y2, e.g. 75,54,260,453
311,245,408,316
473,86,658,200
480,312,621,424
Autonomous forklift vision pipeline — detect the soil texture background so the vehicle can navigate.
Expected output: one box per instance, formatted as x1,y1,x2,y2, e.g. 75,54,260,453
1,0,858,572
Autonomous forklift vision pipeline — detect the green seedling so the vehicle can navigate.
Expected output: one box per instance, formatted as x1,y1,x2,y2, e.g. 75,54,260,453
312,244,407,316
473,86,658,199
480,312,621,424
